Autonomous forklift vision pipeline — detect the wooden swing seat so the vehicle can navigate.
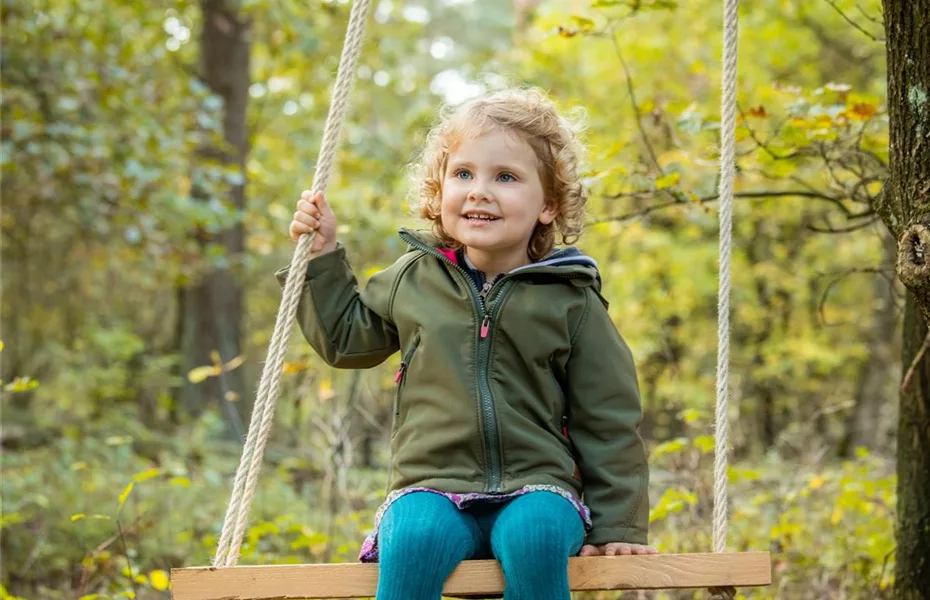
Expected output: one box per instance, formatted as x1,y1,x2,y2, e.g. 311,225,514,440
170,551,771,599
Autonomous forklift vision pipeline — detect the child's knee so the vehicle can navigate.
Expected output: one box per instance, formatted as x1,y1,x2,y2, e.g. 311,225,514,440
380,493,478,560
492,493,585,558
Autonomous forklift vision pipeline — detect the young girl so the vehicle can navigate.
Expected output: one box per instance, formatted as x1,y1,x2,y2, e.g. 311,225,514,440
280,88,655,600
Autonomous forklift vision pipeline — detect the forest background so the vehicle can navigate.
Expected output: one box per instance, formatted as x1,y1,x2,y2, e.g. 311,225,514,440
0,0,910,598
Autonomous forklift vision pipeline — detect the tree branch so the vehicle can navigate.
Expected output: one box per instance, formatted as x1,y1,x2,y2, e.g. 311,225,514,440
817,266,898,326
807,214,878,233
823,0,885,42
598,189,856,223
738,104,800,161
902,328,930,393
855,3,883,26
605,26,662,173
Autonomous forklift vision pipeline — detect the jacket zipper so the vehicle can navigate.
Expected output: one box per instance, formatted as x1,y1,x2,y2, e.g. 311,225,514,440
400,233,512,493
475,283,513,492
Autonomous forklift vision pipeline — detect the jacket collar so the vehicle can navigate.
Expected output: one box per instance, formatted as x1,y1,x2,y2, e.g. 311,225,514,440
398,228,603,291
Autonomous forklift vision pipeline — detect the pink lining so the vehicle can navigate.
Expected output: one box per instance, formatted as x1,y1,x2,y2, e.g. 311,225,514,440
438,248,458,264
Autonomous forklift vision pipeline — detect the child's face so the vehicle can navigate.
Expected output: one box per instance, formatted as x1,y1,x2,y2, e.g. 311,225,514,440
440,128,555,263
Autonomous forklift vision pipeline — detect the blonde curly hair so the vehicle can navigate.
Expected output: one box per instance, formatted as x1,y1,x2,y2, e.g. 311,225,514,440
411,87,588,261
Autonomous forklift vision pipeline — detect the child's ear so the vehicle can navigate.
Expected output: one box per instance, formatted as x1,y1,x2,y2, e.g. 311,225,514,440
539,204,557,225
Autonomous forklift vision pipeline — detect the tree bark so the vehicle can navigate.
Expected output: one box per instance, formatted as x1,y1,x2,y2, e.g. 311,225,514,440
880,0,930,596
880,0,930,246
896,295,930,599
177,0,251,428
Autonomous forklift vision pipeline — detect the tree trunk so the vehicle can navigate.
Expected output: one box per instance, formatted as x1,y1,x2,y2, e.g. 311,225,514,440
896,294,930,598
177,0,251,429
880,1,930,596
880,0,930,249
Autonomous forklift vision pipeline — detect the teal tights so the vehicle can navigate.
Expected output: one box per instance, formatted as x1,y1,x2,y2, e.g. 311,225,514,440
376,491,585,600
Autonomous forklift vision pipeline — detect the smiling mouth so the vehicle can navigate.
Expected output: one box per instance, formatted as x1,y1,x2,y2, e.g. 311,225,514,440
463,212,500,221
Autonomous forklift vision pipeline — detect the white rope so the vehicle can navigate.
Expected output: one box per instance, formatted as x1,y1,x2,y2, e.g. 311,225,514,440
707,0,739,595
212,0,373,568
710,0,739,597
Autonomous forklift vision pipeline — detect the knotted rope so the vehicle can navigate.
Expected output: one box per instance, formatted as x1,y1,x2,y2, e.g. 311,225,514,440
212,0,373,568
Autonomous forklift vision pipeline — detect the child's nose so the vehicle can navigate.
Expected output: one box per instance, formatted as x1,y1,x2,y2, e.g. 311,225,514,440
467,179,492,202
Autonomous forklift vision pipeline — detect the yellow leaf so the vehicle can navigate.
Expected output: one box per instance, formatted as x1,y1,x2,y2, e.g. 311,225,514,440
283,360,308,374
224,355,246,371
849,103,877,120
118,482,134,509
1,586,27,600
318,378,335,401
4,377,39,392
831,508,843,524
689,61,706,74
0,513,25,528
570,15,596,32
72,513,110,522
210,350,222,365
134,574,148,585
0,340,4,352
170,476,191,487
362,267,382,280
79,595,101,600
150,569,170,591
187,365,219,384
132,468,161,483
678,408,701,424
657,150,688,169
694,435,715,454
809,475,824,490
655,172,680,190
71,461,88,471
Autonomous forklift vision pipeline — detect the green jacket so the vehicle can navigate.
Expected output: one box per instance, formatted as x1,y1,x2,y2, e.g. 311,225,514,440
276,229,648,545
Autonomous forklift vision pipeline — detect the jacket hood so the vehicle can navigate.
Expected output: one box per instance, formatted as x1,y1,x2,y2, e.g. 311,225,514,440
398,228,603,292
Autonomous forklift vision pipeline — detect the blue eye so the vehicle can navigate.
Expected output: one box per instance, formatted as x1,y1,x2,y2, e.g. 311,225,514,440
454,170,472,180
498,173,516,183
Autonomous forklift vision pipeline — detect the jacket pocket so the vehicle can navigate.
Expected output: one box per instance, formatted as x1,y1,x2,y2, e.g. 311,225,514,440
549,356,568,434
392,330,421,425
550,357,580,481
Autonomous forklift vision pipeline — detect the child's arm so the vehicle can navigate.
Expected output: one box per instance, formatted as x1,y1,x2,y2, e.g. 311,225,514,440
276,191,401,369
564,289,649,547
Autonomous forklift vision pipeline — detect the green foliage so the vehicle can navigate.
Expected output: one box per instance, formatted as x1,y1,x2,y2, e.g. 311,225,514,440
1,412,386,598
636,414,896,599
1,0,901,598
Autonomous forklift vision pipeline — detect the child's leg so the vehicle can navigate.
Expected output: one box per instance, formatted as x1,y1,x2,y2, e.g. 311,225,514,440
376,491,482,600
485,492,585,600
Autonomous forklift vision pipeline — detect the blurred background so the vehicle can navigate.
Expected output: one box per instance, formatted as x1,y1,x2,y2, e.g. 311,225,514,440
1,0,901,598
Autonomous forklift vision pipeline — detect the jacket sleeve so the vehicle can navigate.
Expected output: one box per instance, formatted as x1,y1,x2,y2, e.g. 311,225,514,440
565,289,649,546
274,244,401,369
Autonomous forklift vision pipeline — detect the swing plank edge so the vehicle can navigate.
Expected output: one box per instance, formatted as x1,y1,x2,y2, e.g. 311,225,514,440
170,552,771,599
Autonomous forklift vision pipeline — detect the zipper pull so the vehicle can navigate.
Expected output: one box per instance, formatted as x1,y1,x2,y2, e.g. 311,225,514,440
480,315,491,339
394,362,407,383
